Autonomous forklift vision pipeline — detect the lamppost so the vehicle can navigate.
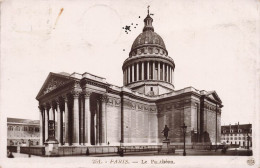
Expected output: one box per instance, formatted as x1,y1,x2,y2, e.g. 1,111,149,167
119,140,123,157
181,123,187,156
247,133,250,150
28,139,31,158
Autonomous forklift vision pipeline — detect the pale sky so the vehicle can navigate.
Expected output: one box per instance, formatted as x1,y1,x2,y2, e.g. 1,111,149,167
1,0,259,126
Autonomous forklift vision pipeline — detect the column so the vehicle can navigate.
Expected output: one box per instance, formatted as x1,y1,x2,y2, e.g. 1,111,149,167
153,61,155,80
125,69,127,85
101,95,107,144
39,106,43,145
170,67,172,83
72,91,80,145
51,103,58,140
132,64,134,82
80,96,84,145
162,63,165,81
96,100,100,145
44,106,49,142
128,66,130,83
158,62,161,80
172,69,174,84
141,62,144,80
147,61,150,80
166,64,169,82
136,63,139,81
56,99,62,145
169,67,171,83
123,70,125,85
83,90,91,145
64,96,69,145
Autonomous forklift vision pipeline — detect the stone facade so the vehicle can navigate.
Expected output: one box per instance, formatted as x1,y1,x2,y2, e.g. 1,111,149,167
36,11,223,146
7,118,40,146
221,123,252,147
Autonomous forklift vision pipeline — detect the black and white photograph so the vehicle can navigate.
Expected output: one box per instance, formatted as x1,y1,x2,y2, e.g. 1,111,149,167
0,0,259,168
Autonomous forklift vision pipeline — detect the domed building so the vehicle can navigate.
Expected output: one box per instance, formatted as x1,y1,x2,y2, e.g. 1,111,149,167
36,10,223,155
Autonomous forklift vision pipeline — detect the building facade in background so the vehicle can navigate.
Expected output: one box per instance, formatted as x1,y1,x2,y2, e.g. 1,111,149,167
7,118,40,146
221,123,252,147
36,11,223,146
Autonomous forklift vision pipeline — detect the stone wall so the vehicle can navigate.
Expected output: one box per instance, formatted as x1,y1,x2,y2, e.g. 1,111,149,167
157,97,198,143
106,95,121,145
204,101,222,144
122,95,157,144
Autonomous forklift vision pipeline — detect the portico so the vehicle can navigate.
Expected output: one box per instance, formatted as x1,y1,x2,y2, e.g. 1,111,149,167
37,73,110,146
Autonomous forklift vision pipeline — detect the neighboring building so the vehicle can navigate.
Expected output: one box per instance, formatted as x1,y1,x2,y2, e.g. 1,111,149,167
36,10,223,146
221,123,252,147
7,118,40,146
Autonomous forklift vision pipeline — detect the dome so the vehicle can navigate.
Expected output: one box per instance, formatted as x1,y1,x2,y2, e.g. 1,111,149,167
122,9,175,94
131,31,166,51
129,13,168,56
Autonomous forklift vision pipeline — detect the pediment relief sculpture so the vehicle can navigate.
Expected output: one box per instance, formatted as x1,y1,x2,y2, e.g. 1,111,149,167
43,78,66,95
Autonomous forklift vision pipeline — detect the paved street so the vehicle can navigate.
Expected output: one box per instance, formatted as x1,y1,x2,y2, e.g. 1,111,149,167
7,148,252,158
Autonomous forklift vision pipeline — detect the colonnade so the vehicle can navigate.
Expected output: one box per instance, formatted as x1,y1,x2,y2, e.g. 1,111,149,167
123,61,174,85
38,90,107,146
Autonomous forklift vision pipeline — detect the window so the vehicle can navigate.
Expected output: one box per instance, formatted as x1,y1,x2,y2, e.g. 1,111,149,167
15,126,20,131
8,126,13,131
238,129,241,133
230,130,233,133
238,137,241,140
234,137,237,140
29,127,33,131
24,126,28,131
231,137,233,140
150,87,153,91
35,127,39,132
234,134,237,136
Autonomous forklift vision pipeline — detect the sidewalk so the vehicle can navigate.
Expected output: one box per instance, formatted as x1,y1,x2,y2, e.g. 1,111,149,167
6,148,252,158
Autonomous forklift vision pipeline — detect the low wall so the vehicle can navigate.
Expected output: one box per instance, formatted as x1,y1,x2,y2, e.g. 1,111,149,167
57,145,162,156
57,146,118,156
7,146,17,153
170,143,212,150
20,146,45,156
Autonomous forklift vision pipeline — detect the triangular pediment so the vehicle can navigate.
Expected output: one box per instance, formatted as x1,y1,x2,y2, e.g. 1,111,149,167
36,72,74,100
206,91,222,104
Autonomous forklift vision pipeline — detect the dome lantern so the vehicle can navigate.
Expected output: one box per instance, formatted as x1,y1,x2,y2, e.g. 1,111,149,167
143,6,154,32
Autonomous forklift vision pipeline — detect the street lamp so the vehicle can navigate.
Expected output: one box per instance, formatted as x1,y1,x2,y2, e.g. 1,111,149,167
181,123,187,156
247,134,250,150
119,140,123,157
28,139,31,158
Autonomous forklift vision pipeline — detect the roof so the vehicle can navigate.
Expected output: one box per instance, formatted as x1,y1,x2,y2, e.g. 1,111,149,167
131,31,166,51
7,118,39,125
221,124,252,134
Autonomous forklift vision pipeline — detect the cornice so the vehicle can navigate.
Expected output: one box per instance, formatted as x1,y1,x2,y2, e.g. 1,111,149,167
122,55,175,70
